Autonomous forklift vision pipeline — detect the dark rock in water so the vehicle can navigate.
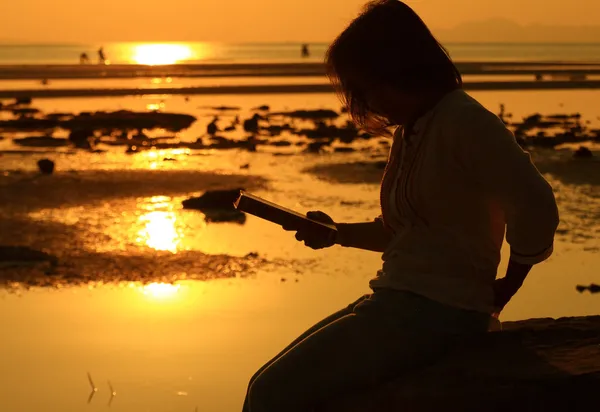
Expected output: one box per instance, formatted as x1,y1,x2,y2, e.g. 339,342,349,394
163,157,177,161
12,107,40,117
270,140,293,147
243,114,261,134
207,117,219,135
306,141,330,153
14,97,32,106
183,189,246,224
69,129,94,149
37,159,55,175
576,283,600,293
0,110,196,133
573,146,593,159
0,246,57,267
65,110,197,133
183,188,243,210
203,209,247,224
203,105,240,111
240,163,250,169
0,118,58,131
334,147,356,153
46,112,74,121
13,136,69,148
270,109,339,121
252,105,270,111
262,125,287,136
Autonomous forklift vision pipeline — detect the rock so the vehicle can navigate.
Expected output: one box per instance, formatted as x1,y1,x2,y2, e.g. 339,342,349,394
163,158,177,161
319,316,600,412
334,147,356,153
243,114,261,134
270,109,339,121
37,159,55,175
13,136,69,148
270,140,293,147
182,189,246,223
12,108,40,117
203,106,240,111
0,246,57,268
306,141,331,153
207,117,219,135
202,209,247,224
240,163,250,169
252,105,270,111
576,283,600,293
69,129,94,149
573,146,593,159
14,97,32,106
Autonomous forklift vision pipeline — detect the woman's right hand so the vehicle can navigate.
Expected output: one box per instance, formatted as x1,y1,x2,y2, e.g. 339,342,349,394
282,211,337,250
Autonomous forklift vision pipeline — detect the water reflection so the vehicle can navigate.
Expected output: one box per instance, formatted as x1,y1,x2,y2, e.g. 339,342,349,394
141,282,181,299
132,44,195,65
136,196,183,252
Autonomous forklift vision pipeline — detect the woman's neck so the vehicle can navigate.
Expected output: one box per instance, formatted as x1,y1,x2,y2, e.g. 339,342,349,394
401,87,458,128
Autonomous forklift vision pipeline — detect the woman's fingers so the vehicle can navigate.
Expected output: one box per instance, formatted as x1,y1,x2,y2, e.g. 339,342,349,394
306,210,334,224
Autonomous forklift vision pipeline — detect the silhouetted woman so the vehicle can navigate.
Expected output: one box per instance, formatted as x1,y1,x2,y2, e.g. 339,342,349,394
243,2,559,411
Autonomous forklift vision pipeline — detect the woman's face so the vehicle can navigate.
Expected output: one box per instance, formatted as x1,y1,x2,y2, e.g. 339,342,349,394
365,86,416,125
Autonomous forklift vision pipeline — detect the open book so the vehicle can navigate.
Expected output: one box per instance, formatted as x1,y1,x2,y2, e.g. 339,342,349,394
234,191,338,239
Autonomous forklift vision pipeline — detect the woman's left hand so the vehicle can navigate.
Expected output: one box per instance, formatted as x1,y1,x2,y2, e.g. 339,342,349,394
282,211,337,250
492,277,522,311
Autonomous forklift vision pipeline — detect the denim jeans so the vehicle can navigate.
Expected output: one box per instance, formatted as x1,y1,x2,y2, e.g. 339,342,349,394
242,288,490,412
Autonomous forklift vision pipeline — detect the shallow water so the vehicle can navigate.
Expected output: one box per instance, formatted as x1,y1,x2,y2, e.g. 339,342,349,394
1,90,599,411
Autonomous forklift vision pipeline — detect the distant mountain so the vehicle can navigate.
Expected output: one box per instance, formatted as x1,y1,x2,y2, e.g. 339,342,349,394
434,18,600,43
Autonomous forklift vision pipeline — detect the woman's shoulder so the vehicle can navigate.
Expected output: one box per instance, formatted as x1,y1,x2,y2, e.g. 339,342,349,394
436,90,506,132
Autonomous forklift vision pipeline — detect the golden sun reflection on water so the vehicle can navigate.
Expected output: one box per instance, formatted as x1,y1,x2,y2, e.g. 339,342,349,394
132,43,195,65
141,282,181,299
136,196,183,253
137,211,180,252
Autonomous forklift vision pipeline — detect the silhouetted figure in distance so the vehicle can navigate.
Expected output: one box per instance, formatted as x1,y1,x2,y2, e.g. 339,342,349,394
242,2,559,411
98,47,107,64
301,43,310,58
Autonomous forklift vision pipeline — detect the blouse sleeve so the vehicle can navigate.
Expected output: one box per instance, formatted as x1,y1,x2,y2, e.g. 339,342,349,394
456,104,559,265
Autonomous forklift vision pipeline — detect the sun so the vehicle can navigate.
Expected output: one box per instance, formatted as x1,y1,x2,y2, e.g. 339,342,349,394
132,43,194,65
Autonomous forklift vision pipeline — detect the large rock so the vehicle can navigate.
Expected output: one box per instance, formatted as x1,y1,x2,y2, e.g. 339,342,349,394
182,189,246,224
0,246,57,268
320,316,600,412
37,159,55,175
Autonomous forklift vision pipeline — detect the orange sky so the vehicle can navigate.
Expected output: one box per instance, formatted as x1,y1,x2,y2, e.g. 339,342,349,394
3,0,600,43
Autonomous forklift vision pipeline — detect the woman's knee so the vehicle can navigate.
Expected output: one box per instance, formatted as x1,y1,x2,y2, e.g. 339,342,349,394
246,367,297,412
246,372,274,412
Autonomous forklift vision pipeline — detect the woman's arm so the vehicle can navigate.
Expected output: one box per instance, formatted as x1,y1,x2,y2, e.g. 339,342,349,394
336,218,393,253
457,104,560,307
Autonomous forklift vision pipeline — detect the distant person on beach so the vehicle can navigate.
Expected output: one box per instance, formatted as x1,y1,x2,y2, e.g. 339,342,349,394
301,43,310,58
80,52,90,64
98,47,106,64
242,1,559,411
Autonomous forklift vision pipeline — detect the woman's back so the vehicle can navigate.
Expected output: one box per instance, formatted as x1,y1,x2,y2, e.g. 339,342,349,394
371,89,558,314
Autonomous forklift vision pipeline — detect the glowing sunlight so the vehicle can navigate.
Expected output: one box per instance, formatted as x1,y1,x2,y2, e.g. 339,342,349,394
137,211,181,252
132,44,194,65
141,282,181,299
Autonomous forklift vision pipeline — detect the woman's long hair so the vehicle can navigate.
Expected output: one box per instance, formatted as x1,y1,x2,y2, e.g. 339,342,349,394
326,0,462,134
